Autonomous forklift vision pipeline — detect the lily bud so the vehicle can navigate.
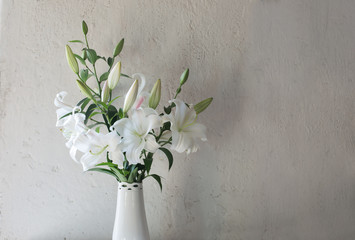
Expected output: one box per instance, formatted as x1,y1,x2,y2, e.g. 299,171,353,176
194,97,213,114
123,79,139,113
179,68,189,86
107,62,121,90
76,80,93,100
101,81,110,103
149,79,161,109
65,45,79,74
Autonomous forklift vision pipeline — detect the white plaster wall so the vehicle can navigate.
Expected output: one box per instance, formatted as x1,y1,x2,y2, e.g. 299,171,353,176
1,0,355,239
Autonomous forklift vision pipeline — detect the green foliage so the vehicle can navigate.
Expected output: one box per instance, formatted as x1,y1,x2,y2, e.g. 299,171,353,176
148,174,162,191
159,148,173,170
86,49,98,64
87,168,118,180
69,40,84,44
113,38,124,57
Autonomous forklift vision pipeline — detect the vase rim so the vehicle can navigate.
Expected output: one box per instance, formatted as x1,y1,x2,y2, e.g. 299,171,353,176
117,182,143,191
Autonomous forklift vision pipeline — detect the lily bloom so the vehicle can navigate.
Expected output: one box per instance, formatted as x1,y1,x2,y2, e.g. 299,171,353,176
74,131,124,170
166,99,207,154
111,108,161,164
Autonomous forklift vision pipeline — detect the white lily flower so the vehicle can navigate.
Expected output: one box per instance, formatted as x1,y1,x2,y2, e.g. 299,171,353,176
74,130,124,171
54,91,74,127
54,91,91,162
111,108,162,164
167,99,207,154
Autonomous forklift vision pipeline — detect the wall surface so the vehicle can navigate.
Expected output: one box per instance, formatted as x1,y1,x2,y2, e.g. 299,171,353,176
1,0,355,239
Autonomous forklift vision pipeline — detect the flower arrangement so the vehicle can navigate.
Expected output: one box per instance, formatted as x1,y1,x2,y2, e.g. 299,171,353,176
55,21,212,189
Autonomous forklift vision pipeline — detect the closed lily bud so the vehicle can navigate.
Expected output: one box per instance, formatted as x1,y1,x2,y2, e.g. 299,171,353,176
65,45,79,74
179,68,189,86
108,61,121,90
149,79,161,109
123,79,139,113
101,81,110,103
194,97,213,114
76,80,93,100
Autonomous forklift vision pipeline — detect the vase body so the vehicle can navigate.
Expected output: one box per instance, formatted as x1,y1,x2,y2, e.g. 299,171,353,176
112,182,150,240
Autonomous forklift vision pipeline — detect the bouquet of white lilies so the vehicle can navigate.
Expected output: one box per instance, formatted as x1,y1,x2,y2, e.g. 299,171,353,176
55,21,212,189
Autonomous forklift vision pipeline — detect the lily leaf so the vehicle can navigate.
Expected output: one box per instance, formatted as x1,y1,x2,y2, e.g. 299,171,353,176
96,162,118,168
76,97,88,106
69,40,84,44
110,167,127,182
74,54,86,65
148,174,162,191
86,168,118,180
107,105,119,124
159,148,173,170
127,166,139,183
107,57,114,67
80,98,91,111
108,95,121,106
80,69,89,81
58,112,72,120
100,72,110,82
121,73,131,79
86,49,98,64
84,104,96,124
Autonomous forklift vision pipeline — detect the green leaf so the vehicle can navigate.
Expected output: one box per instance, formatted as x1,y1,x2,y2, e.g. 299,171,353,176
95,126,100,133
164,106,171,114
110,167,128,182
137,172,145,182
76,97,88,106
58,112,72,120
149,174,162,191
107,57,114,67
121,73,131,79
81,50,87,60
143,156,153,174
80,98,91,111
86,49,98,64
74,54,86,65
86,168,118,179
84,104,96,124
127,166,139,183
96,162,118,168
82,20,88,35
79,69,89,81
88,111,101,120
100,72,110,82
162,121,171,131
108,95,121,106
113,38,124,57
159,147,174,170
97,101,108,110
69,40,84,44
107,105,119,124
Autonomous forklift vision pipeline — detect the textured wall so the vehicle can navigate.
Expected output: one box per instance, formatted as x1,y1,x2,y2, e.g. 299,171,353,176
1,0,355,239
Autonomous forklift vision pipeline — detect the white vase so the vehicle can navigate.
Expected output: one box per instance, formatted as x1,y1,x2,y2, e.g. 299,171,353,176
112,182,150,240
